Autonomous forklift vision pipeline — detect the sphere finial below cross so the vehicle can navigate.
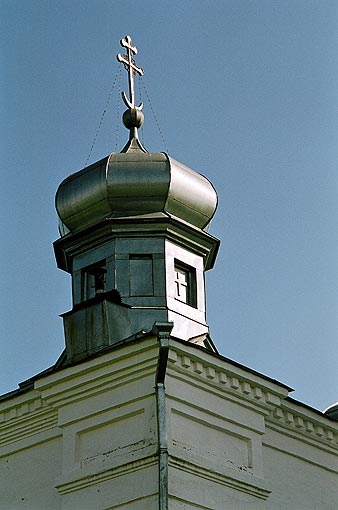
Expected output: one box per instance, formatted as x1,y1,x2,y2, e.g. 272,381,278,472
122,108,144,130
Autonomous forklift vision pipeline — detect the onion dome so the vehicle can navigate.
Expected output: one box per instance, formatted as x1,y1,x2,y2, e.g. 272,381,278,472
56,150,217,236
56,35,217,236
323,402,338,420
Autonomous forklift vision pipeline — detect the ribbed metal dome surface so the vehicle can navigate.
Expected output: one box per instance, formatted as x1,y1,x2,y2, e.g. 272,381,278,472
56,150,218,235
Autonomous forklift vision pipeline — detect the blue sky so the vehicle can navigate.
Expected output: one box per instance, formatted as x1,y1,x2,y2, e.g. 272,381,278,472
1,0,338,411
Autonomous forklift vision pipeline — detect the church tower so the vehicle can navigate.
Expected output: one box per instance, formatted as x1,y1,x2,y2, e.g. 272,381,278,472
54,35,220,365
1,36,337,510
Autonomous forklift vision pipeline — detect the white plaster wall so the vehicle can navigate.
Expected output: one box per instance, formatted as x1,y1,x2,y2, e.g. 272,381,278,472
165,345,272,508
169,468,268,510
0,436,62,510
0,339,161,510
165,341,338,510
58,465,159,510
1,337,337,510
263,428,338,510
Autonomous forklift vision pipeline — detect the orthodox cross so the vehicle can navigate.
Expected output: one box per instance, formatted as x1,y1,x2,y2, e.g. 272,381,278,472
117,35,144,110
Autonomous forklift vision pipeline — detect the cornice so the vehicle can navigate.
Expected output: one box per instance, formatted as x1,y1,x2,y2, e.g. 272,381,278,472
55,454,158,495
169,496,212,510
169,455,270,501
167,341,288,415
267,397,338,452
54,216,219,273
0,393,58,449
168,341,338,455
35,338,159,411
0,389,41,419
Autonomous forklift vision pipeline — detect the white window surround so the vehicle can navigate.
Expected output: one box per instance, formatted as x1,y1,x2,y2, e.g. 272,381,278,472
174,260,197,308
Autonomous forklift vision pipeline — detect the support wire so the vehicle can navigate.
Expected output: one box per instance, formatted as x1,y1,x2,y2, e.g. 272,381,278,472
84,67,121,167
139,76,169,154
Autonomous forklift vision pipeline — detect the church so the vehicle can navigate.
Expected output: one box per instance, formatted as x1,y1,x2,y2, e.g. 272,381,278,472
1,36,337,509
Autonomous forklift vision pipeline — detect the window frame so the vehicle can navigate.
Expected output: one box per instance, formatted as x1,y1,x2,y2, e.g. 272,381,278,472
81,260,107,301
174,259,197,308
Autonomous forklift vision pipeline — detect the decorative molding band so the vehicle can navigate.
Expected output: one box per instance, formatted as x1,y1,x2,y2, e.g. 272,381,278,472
56,454,158,495
169,455,271,501
168,344,338,450
36,342,158,408
169,495,212,510
0,393,44,423
267,404,338,451
43,365,156,410
0,405,58,448
168,346,284,414
103,493,158,510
